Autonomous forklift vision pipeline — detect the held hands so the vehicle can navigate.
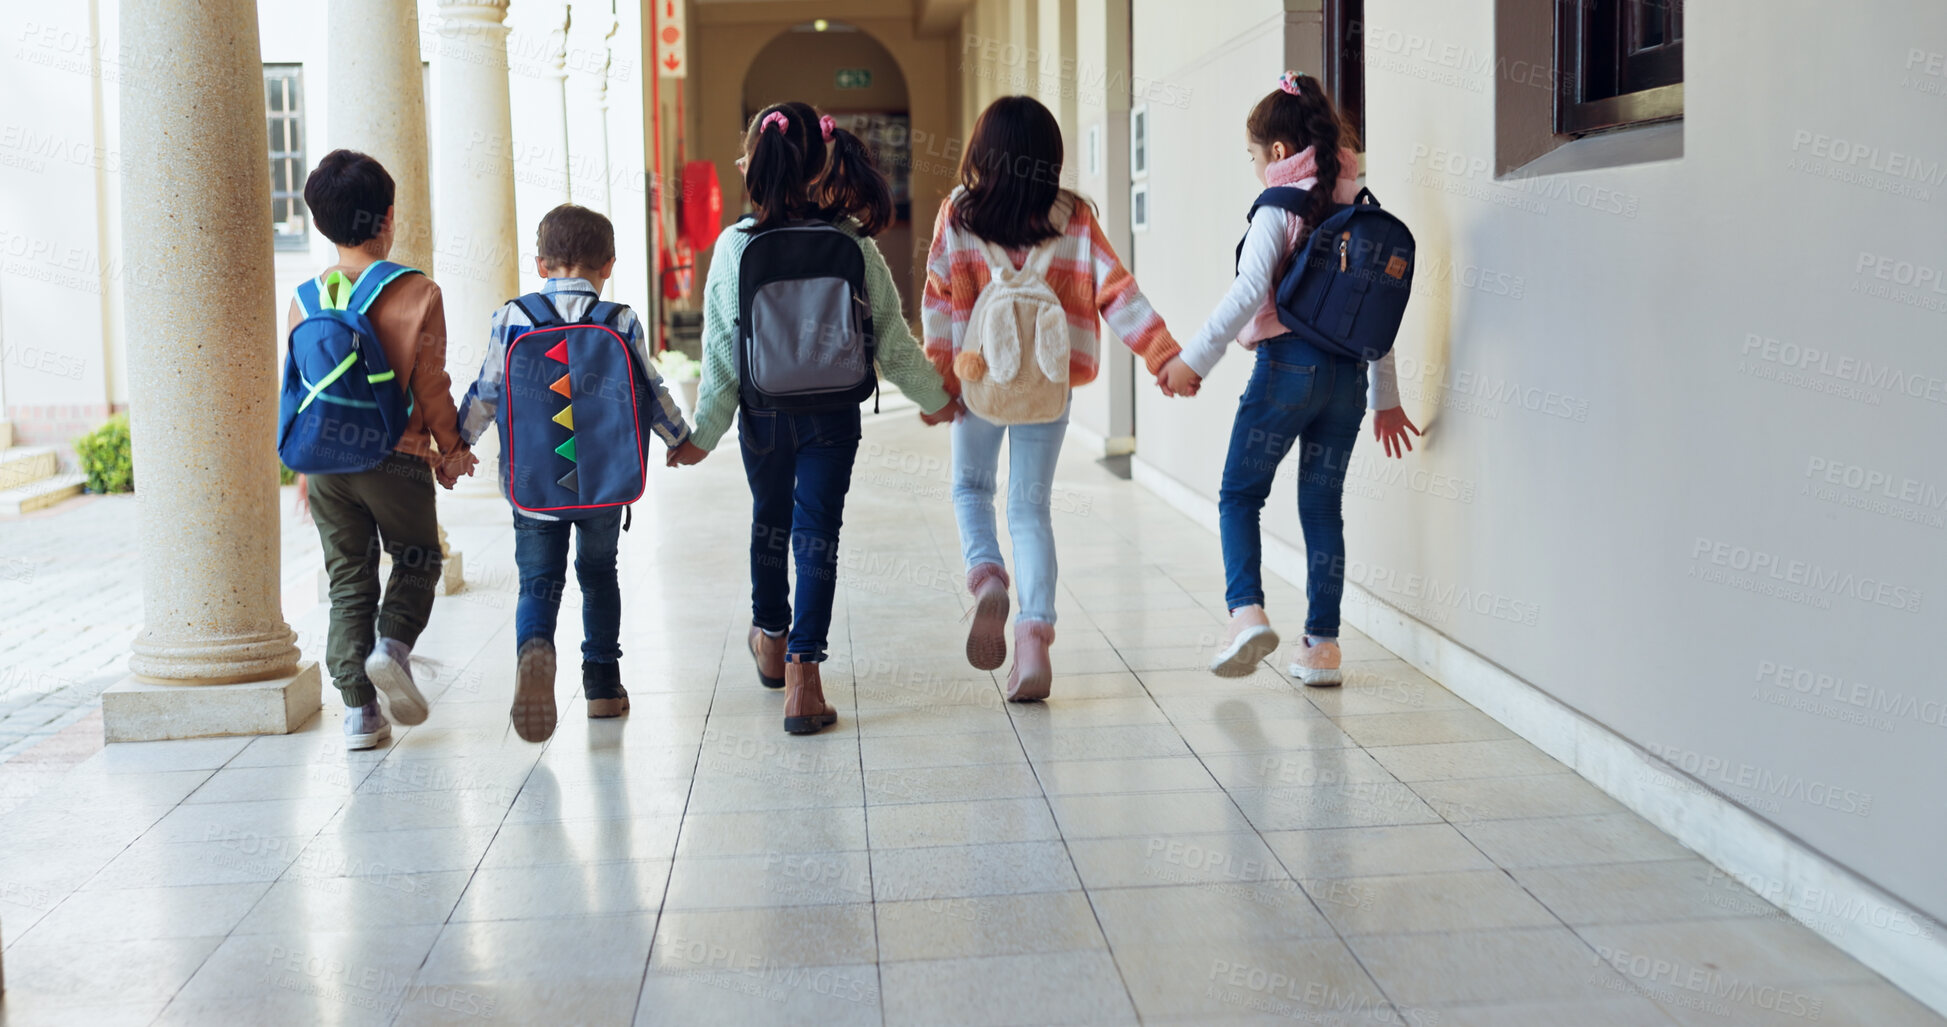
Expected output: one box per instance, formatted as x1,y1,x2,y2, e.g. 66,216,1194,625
666,440,709,467
436,447,478,489
919,397,962,427
1156,356,1202,398
1372,406,1421,459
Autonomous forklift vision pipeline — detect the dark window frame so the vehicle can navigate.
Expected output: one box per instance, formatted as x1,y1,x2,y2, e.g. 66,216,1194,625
1555,0,1684,136
1322,0,1365,146
264,64,308,250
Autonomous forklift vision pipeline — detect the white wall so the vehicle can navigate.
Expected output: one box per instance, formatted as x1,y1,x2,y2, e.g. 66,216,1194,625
1131,0,1947,934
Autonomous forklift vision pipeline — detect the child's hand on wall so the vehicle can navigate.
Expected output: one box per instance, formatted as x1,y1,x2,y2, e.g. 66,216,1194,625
1157,356,1202,398
667,440,710,467
1372,406,1421,459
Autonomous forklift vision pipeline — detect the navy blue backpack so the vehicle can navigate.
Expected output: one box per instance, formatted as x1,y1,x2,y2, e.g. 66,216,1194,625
277,261,418,474
1242,186,1416,362
497,293,652,520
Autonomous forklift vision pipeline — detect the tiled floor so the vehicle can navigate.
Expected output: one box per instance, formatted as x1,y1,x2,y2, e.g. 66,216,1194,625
1,411,1941,1026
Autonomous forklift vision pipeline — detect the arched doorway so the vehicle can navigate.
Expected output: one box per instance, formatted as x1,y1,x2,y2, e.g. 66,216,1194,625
742,21,916,315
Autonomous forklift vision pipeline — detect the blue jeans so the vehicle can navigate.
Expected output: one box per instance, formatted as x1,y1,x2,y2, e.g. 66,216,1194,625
951,400,1069,624
1218,338,1367,637
739,406,862,662
513,508,625,663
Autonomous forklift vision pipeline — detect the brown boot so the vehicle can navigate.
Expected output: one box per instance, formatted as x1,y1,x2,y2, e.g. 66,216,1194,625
965,563,1010,671
1005,620,1055,702
749,625,786,690
511,638,558,742
783,656,838,735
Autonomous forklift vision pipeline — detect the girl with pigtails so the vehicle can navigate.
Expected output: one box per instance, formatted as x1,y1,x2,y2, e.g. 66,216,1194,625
681,101,954,736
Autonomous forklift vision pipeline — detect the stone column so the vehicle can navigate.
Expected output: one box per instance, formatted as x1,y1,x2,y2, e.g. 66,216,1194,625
565,0,616,214
102,0,319,740
527,0,575,206
327,0,436,271
434,0,521,494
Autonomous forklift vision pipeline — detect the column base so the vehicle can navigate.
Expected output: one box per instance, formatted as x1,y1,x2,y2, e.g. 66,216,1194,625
102,662,322,742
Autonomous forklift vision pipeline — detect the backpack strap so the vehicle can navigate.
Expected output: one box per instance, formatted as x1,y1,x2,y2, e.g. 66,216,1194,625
515,292,564,328
348,260,420,314
294,278,324,319
1236,187,1312,272
585,301,627,328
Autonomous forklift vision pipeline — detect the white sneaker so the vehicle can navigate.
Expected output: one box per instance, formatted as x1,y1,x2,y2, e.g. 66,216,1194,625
1210,605,1280,677
1287,636,1344,687
344,701,391,750
365,637,429,726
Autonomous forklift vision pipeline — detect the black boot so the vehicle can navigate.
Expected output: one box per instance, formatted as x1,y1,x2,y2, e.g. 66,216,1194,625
583,660,629,718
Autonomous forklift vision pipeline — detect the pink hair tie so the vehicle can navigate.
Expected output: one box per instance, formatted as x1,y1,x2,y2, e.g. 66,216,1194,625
761,111,788,134
819,115,836,142
1278,71,1304,95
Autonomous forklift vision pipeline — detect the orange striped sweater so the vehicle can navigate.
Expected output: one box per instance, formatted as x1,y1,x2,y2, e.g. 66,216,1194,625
922,189,1180,396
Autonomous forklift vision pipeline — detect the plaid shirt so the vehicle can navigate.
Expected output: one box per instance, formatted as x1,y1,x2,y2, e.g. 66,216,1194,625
457,277,690,519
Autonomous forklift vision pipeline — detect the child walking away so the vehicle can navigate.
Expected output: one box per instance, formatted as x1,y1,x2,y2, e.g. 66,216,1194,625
281,149,473,751
925,96,1195,702
1158,73,1421,686
677,102,954,735
457,204,698,742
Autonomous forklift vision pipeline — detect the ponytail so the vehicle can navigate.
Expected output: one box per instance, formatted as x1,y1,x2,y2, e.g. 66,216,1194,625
740,102,828,232
821,123,894,238
1247,72,1359,230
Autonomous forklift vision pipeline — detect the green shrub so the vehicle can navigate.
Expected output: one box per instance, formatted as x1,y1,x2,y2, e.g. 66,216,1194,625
280,463,298,486
73,413,133,493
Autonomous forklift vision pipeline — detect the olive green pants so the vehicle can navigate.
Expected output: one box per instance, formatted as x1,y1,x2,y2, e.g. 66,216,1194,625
308,453,442,706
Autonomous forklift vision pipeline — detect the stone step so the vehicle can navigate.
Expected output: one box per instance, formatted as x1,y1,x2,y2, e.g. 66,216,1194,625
0,446,60,491
0,472,86,516
0,420,13,449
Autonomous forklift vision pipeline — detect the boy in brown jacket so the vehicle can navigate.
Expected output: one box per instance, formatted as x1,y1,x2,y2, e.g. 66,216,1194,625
293,149,473,750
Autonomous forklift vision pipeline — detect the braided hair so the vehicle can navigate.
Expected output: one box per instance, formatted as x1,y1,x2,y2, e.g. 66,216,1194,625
1246,72,1362,229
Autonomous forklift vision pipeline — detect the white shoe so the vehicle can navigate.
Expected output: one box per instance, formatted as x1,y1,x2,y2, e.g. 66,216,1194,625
1210,605,1280,677
1287,636,1344,687
344,701,391,750
365,637,429,726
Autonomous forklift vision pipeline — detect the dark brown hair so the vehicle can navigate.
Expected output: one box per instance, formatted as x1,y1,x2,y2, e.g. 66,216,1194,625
1246,74,1362,228
950,96,1071,249
740,102,894,236
536,203,615,270
304,149,394,246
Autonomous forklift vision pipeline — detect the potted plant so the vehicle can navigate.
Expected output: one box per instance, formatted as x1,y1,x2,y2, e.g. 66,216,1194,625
655,351,702,418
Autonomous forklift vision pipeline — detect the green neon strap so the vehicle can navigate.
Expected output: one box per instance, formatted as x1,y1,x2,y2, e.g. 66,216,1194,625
321,270,356,311
367,370,395,384
298,352,359,412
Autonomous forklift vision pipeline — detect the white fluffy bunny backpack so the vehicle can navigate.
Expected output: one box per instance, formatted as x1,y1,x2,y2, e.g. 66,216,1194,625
953,202,1074,425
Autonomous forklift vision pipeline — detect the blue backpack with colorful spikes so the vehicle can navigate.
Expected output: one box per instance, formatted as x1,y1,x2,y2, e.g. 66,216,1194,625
497,292,652,519
277,261,417,474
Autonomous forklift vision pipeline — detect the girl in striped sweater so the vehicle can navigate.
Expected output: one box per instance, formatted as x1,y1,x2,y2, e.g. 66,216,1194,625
924,95,1196,701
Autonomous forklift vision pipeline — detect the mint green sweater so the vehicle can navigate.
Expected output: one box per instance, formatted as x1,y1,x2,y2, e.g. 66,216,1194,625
689,219,952,451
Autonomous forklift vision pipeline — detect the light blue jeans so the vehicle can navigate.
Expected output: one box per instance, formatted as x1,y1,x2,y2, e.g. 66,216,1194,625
951,401,1070,625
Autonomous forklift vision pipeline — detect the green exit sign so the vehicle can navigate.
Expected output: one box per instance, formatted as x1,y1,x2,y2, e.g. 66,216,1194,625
835,67,873,90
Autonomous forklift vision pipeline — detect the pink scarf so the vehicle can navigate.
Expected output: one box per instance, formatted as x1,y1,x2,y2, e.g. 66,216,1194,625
1266,145,1361,203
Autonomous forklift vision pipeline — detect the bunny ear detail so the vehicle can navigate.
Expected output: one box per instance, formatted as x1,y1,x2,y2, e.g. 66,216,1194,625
819,115,836,141
1278,71,1305,95
761,111,789,133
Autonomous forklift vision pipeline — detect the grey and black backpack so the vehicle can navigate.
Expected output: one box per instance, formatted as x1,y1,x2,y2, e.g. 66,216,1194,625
735,219,877,411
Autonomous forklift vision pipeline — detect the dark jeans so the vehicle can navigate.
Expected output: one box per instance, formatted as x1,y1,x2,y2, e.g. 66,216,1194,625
309,452,443,707
513,508,624,664
738,405,862,662
1218,338,1368,637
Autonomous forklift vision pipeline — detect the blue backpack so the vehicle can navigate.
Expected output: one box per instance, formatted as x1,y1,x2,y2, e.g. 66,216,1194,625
497,293,652,520
1241,186,1416,362
277,261,418,474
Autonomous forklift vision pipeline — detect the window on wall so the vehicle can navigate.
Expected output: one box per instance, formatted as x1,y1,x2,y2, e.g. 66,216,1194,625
264,64,307,249
1322,0,1365,145
1556,0,1684,135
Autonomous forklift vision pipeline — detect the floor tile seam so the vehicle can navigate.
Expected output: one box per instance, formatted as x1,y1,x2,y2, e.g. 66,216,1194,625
632,614,732,1022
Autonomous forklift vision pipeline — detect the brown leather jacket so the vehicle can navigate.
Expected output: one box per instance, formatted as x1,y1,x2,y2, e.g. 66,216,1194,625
287,264,463,464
